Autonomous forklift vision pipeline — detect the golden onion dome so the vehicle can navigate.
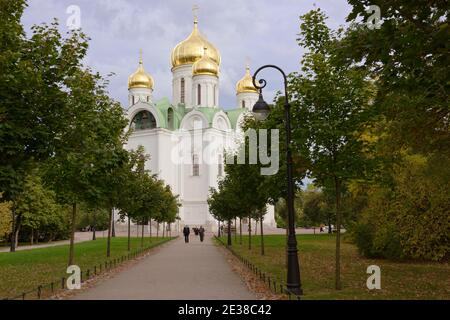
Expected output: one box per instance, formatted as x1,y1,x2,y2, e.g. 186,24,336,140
171,18,221,69
192,47,219,76
128,55,154,90
236,65,258,94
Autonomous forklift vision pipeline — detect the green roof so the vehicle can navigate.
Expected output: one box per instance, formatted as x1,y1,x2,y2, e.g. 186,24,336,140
196,107,221,125
225,108,247,129
149,98,246,130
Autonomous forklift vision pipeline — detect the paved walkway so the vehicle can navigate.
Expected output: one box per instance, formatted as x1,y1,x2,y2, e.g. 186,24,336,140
71,234,256,300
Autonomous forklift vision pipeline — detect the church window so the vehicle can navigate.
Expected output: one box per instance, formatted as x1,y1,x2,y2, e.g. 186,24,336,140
180,78,185,104
131,110,157,131
242,100,246,109
168,108,174,130
132,96,135,105
197,84,201,106
193,154,200,176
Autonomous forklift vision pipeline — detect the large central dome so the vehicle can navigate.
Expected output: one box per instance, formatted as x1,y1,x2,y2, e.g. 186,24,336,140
171,18,221,69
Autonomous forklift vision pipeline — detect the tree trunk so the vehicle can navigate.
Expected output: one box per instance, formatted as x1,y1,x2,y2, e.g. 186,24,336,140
127,216,131,251
227,220,232,246
92,211,97,241
36,231,39,244
141,222,144,247
254,218,258,236
14,220,21,249
149,219,152,241
248,216,252,250
239,218,242,245
30,228,34,245
157,222,160,238
111,209,116,238
218,220,221,237
328,214,332,234
162,222,165,238
260,213,265,256
10,204,17,252
68,203,77,266
335,177,342,290
234,218,237,242
106,207,113,258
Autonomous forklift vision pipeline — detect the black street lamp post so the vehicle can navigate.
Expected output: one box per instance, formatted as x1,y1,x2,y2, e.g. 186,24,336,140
252,65,303,296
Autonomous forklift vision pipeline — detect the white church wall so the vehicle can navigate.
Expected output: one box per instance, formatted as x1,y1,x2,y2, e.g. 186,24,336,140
192,74,219,107
129,87,153,106
236,92,259,111
172,65,193,107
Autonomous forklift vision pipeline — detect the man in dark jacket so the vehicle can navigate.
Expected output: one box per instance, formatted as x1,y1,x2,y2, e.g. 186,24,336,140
183,225,190,243
198,226,205,242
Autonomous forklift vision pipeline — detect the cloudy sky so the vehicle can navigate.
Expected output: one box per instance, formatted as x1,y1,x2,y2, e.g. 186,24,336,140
21,0,352,109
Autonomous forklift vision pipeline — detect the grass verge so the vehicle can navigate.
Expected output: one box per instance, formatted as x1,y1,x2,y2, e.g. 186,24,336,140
0,236,175,299
216,234,450,300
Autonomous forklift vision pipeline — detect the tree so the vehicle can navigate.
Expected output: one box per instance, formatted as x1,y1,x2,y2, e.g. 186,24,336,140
0,200,12,241
45,65,128,265
351,152,450,261
0,3,91,252
302,188,325,233
15,170,64,247
211,142,273,252
208,180,236,247
289,9,375,289
341,0,449,156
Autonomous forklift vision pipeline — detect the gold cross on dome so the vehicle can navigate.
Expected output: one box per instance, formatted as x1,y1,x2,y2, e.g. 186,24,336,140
245,56,251,69
193,4,199,22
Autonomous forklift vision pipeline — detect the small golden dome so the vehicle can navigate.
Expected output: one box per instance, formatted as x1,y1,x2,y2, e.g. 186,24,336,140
236,65,258,94
128,55,154,90
171,18,221,69
192,47,219,76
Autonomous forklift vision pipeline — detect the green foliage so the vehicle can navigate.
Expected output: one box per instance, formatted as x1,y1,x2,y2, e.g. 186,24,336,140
118,147,179,226
343,0,449,155
302,188,327,228
0,0,90,200
0,201,12,240
274,195,303,228
12,171,70,242
350,153,450,261
76,205,110,231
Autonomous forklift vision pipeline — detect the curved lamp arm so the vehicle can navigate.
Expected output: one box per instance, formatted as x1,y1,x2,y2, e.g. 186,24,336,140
252,65,289,105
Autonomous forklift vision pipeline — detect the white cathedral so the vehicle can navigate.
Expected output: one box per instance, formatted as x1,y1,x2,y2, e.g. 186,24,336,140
123,16,276,231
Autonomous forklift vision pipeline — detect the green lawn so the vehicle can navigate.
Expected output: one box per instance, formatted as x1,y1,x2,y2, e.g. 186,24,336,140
0,236,174,299
218,234,450,300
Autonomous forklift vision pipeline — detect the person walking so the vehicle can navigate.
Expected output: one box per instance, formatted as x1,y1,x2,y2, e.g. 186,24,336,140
183,225,190,243
199,226,205,242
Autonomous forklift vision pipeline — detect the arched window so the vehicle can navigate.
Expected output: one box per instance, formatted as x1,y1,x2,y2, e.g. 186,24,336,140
242,100,246,109
218,155,223,177
197,84,201,106
193,154,200,176
131,110,157,131
132,96,135,105
168,108,174,130
180,78,185,104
